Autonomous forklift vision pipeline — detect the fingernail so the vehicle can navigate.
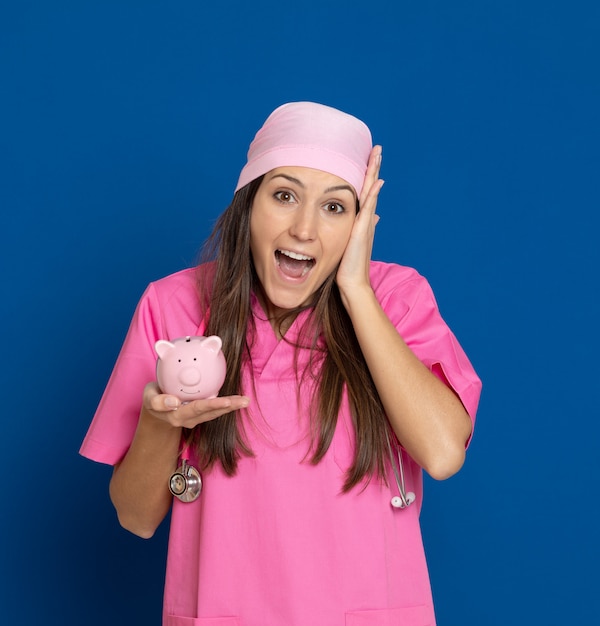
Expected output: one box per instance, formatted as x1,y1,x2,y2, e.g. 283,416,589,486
165,397,179,409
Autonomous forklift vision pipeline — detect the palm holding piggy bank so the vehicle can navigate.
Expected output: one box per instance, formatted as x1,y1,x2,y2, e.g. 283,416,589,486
155,335,227,400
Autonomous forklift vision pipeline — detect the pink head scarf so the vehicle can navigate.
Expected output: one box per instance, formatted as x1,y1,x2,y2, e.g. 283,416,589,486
235,102,373,196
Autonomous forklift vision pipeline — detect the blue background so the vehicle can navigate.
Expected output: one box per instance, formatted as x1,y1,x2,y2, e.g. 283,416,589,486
2,1,598,624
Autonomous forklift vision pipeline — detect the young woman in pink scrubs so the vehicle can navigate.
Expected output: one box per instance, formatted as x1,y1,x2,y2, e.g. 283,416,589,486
81,102,482,626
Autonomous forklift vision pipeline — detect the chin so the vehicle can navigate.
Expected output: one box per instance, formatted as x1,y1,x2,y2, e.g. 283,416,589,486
264,289,313,315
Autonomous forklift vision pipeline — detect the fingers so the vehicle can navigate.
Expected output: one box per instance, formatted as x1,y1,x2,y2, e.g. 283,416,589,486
185,396,250,425
361,179,385,219
336,146,384,296
359,145,383,210
143,382,250,428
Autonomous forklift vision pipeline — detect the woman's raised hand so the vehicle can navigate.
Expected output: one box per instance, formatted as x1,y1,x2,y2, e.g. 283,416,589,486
336,145,384,303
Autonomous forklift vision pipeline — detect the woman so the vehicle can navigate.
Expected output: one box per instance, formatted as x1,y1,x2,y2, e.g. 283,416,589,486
81,101,482,626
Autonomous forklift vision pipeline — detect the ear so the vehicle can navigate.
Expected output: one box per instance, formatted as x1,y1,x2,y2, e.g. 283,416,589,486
155,339,175,359
203,335,223,354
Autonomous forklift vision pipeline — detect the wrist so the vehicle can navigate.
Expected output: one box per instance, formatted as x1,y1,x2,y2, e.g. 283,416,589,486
138,406,183,439
338,282,376,314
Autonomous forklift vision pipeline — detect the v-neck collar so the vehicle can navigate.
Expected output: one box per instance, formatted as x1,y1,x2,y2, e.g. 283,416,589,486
248,292,321,378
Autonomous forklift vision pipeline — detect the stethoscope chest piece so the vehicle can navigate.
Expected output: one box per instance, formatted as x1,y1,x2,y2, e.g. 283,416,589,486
169,459,202,502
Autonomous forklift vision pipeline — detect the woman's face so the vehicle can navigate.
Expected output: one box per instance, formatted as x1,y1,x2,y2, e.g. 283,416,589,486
250,166,356,319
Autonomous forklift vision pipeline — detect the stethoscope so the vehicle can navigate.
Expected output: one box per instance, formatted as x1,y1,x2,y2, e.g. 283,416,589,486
169,434,415,509
385,429,416,509
169,445,202,502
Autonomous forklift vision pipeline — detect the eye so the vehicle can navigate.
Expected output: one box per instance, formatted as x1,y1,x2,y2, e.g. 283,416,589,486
324,202,345,214
274,190,296,204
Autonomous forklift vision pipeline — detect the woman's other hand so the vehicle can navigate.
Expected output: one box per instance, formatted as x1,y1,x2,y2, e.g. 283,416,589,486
143,382,250,430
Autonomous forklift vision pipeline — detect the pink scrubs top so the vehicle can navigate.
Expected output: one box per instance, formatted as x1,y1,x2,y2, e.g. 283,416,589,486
80,261,481,626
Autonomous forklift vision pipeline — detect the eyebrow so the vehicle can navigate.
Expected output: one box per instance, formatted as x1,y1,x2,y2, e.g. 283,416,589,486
268,173,355,196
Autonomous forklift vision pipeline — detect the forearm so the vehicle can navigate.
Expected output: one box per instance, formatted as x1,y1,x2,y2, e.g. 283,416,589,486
109,408,182,538
343,285,472,480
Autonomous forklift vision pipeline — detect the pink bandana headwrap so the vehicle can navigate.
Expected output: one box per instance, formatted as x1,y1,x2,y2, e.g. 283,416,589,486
235,102,373,196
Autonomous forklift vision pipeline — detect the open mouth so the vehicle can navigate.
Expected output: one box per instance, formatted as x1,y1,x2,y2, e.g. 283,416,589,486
275,249,315,278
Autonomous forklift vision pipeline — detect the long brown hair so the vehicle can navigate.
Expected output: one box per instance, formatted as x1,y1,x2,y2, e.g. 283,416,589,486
189,178,390,491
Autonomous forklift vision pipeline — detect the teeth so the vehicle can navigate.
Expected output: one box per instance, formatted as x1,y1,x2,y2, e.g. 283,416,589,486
278,249,314,261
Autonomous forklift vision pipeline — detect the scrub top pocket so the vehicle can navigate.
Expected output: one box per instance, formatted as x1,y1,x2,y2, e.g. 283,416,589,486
346,605,432,625
165,616,241,626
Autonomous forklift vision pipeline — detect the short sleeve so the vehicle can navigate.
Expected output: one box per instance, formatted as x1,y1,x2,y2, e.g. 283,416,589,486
371,262,482,442
79,283,165,465
79,265,212,465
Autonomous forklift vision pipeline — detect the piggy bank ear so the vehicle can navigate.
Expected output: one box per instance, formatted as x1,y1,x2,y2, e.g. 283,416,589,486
155,339,175,359
203,335,223,354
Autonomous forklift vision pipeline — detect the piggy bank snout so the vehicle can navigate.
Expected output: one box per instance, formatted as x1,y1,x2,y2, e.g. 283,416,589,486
179,365,202,386
155,335,226,400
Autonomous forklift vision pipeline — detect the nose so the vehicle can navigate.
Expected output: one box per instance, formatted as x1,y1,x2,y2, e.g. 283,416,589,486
289,205,317,241
179,366,201,386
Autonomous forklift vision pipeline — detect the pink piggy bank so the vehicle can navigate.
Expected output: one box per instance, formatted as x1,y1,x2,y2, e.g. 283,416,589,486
155,335,226,401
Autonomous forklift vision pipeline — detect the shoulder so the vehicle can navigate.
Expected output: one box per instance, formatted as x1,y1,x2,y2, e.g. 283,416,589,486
369,261,433,307
148,267,198,301
146,263,215,307
369,260,424,286
136,262,216,337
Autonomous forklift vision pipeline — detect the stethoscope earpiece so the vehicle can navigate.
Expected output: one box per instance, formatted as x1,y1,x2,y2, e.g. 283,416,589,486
386,429,415,511
391,491,416,509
